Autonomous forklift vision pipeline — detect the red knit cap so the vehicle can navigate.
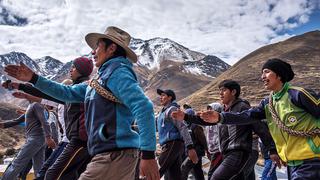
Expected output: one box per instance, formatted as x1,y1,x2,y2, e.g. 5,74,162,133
73,57,93,77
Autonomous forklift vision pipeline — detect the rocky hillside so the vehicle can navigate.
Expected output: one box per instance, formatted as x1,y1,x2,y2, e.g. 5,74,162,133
181,31,320,109
0,103,25,154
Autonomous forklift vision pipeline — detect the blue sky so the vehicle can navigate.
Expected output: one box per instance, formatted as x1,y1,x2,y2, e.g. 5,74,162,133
289,9,320,35
0,0,319,65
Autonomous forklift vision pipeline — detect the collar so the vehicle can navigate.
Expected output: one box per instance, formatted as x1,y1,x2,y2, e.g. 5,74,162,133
272,82,290,101
98,56,132,76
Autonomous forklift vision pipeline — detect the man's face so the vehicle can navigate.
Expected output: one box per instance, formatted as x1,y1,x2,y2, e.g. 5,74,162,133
91,39,114,67
159,93,172,106
219,87,236,105
69,65,81,81
261,68,282,91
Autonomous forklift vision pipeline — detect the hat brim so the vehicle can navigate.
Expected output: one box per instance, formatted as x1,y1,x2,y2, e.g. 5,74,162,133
157,89,164,95
85,33,138,63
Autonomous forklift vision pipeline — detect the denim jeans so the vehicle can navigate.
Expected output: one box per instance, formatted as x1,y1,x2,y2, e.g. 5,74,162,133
35,141,68,180
2,135,46,180
261,159,277,180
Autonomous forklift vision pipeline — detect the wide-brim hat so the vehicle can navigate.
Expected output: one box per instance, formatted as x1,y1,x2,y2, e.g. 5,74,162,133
85,26,138,63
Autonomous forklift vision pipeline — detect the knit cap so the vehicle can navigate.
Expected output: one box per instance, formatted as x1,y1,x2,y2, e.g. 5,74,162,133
73,57,93,77
262,58,294,83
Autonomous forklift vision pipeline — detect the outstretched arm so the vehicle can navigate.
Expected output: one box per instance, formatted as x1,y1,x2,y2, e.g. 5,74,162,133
5,62,86,103
0,114,25,128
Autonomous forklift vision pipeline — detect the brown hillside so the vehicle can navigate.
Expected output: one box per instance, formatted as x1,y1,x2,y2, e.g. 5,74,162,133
180,31,320,110
0,103,25,154
144,60,213,107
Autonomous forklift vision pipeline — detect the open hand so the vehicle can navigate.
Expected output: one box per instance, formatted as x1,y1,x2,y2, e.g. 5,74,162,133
4,62,34,82
199,110,220,123
12,92,28,99
171,109,185,121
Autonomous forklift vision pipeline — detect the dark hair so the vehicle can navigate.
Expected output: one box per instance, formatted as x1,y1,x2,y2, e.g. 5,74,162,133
218,79,241,98
183,104,191,109
102,38,127,59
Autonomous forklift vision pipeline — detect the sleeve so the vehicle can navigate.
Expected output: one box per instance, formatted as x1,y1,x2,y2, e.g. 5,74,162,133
19,83,65,104
220,99,267,125
193,125,208,151
33,103,52,138
33,74,87,103
2,114,25,128
49,113,59,144
107,67,156,159
184,114,216,126
289,88,320,118
169,106,194,147
251,120,277,154
41,99,59,108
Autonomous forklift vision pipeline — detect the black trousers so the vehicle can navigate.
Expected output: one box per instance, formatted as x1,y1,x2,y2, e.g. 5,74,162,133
210,150,250,180
44,139,91,180
159,140,184,180
181,155,204,180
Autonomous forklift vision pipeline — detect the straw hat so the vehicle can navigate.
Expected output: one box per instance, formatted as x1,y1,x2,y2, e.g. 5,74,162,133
85,26,137,63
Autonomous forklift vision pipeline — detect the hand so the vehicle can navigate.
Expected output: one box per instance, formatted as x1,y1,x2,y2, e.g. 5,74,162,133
171,109,185,121
270,153,283,168
188,148,199,164
2,81,19,90
199,110,220,123
46,137,56,149
12,92,28,99
4,62,34,82
16,109,26,115
139,159,160,180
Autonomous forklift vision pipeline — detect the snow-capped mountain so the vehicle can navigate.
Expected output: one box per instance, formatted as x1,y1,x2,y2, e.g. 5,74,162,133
0,52,63,78
182,55,230,78
130,37,206,70
0,37,230,105
34,56,64,79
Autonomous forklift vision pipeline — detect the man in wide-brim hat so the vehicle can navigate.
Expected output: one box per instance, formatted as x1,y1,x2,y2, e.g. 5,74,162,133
4,26,160,180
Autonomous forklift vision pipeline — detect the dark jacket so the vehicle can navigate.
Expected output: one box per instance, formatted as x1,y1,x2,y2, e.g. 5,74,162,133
184,98,276,154
19,76,89,142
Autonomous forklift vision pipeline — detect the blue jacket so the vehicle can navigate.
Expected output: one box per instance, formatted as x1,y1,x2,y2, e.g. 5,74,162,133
157,101,193,147
33,57,156,158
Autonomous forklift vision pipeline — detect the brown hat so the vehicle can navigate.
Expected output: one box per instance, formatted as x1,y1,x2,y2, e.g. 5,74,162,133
85,26,138,63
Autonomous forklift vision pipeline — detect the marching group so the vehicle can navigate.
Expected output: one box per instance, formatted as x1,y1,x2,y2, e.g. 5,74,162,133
0,26,319,180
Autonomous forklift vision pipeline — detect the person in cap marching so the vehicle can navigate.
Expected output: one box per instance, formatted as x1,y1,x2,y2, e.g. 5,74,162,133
4,26,159,180
172,58,320,180
156,89,198,180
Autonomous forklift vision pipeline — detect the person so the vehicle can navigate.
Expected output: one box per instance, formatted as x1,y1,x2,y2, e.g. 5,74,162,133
205,103,223,180
4,26,159,180
177,58,320,180
259,134,278,180
0,102,56,180
181,104,207,180
172,79,276,180
4,58,94,180
156,89,198,180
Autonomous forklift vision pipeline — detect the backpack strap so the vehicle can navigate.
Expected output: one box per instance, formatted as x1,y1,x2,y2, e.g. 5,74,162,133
89,61,134,104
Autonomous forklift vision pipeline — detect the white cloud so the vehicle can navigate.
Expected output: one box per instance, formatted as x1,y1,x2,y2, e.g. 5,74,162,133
0,0,316,65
